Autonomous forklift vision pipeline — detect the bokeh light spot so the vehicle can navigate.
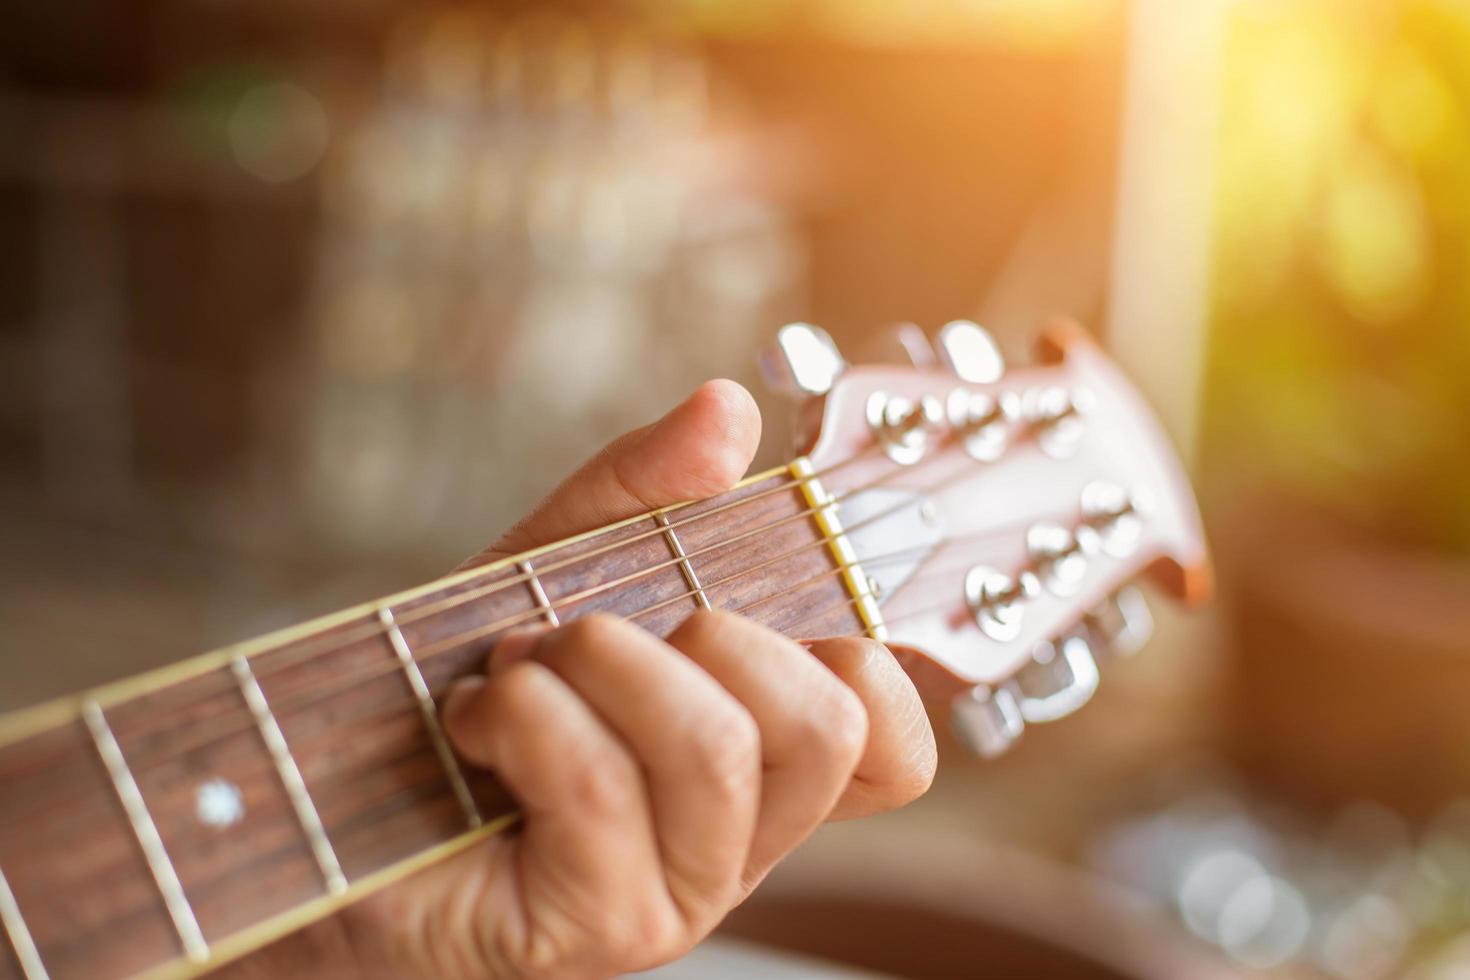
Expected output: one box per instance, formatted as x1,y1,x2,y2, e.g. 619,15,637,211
228,82,330,183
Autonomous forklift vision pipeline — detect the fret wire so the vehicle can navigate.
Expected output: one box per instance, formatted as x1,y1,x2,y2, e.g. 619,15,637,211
654,511,711,610
377,606,483,830
82,701,210,964
0,866,47,980
518,560,561,627
230,657,348,896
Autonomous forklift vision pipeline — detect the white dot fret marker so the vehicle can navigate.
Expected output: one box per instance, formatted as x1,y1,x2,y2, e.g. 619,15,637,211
195,778,245,829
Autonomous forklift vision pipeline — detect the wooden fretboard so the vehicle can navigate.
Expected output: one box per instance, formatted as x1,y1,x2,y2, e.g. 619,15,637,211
0,463,875,980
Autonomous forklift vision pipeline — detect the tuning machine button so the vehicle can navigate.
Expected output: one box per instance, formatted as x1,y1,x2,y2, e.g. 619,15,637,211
937,320,1005,383
965,565,1039,642
1026,522,1087,596
1078,481,1152,558
950,684,1024,758
1083,586,1154,658
760,322,846,398
1004,635,1100,723
867,392,944,465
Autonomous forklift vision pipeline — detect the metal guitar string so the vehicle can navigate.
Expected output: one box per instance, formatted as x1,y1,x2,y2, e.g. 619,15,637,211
1,437,967,822
105,443,959,773
208,448,883,686
1,512,1017,860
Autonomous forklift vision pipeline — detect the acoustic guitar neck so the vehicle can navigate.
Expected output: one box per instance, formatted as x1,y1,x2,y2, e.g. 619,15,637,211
0,463,873,980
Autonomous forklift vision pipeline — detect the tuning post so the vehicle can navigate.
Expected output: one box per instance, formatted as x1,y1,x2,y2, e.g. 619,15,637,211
937,320,1005,383
867,392,944,465
1079,480,1151,557
950,683,1024,758
1026,522,1088,597
946,389,1018,462
1023,385,1095,458
760,322,846,398
1083,586,1154,658
1004,635,1100,723
965,565,1039,642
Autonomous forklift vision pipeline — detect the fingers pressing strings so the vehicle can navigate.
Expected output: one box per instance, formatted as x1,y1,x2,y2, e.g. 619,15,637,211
8,441,973,834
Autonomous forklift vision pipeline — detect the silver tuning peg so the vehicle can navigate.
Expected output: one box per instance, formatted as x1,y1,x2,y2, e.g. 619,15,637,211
950,683,1024,758
760,323,846,398
866,392,943,465
937,320,1005,384
1003,635,1100,723
1083,586,1154,658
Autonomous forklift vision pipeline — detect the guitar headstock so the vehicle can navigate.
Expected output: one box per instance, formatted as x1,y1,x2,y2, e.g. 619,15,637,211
764,317,1210,757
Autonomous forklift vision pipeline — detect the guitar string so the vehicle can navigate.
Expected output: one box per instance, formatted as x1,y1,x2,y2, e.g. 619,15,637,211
0,439,1020,844
0,441,962,817
190,448,883,690
0,514,1013,851
87,448,888,757
104,444,955,770
9,426,1071,838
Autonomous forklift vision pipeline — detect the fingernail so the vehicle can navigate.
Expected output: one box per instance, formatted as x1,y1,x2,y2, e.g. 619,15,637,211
489,626,552,669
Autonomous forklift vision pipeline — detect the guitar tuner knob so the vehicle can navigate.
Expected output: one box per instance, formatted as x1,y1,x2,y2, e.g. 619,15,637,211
1004,634,1100,723
950,683,1024,758
965,565,1038,642
1083,586,1154,658
867,392,944,465
1026,521,1087,597
946,388,1019,462
760,322,846,398
937,320,1005,383
1079,480,1151,557
1023,385,1095,459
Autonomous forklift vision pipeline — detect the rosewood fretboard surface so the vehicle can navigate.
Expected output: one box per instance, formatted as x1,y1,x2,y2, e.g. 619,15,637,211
0,470,864,980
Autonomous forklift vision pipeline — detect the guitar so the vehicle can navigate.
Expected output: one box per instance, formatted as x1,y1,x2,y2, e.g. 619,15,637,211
0,318,1209,980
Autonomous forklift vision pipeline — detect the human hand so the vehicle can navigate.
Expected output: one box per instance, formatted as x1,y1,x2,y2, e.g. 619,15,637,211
243,380,936,978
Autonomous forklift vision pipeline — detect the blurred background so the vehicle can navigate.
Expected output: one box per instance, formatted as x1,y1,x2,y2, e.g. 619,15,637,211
2,0,1468,977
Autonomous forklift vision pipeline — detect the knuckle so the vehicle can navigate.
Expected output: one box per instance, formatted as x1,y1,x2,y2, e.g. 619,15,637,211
688,706,760,796
603,905,686,970
564,752,635,822
567,744,639,818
